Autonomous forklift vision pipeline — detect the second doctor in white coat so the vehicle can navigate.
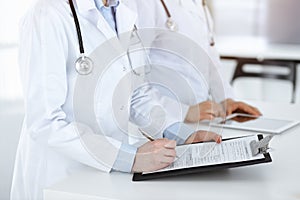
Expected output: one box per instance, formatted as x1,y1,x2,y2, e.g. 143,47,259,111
126,0,261,121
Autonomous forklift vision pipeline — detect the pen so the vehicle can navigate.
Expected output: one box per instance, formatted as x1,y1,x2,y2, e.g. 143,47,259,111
138,128,155,141
138,128,179,159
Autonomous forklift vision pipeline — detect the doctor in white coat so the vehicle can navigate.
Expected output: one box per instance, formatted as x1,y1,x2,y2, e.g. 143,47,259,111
126,0,261,122
11,0,176,199
173,0,261,119
11,0,222,199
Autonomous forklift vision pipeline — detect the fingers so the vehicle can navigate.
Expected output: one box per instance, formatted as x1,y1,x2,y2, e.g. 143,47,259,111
247,105,262,116
186,101,227,122
153,139,177,161
212,102,226,117
160,145,177,165
226,107,233,116
213,133,222,144
200,113,215,120
200,101,226,120
197,131,222,144
133,139,177,172
184,133,197,144
185,131,222,144
163,148,177,157
152,138,176,149
160,154,176,164
224,102,236,116
163,140,177,149
235,102,262,116
223,99,262,116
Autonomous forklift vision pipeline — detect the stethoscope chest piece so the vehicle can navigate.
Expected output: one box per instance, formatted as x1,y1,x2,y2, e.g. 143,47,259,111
75,55,94,75
166,17,178,32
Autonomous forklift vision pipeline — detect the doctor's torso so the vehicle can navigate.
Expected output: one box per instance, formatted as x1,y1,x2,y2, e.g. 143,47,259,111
20,0,137,137
13,0,139,199
126,0,233,103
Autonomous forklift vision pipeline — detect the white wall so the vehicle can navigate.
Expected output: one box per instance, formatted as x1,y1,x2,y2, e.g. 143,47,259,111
212,0,266,37
0,100,23,200
0,0,31,198
266,0,300,44
0,46,23,200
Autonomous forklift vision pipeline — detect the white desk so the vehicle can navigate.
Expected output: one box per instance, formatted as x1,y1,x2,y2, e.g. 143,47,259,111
216,36,300,61
44,101,300,200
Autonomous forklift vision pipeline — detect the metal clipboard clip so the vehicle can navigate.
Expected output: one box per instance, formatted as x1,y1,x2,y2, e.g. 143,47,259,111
250,135,273,156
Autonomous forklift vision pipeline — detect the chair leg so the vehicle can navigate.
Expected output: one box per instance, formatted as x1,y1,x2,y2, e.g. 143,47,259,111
291,62,297,104
231,60,245,85
228,58,298,103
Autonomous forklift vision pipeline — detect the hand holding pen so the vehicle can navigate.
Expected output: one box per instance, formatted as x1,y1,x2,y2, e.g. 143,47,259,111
139,128,179,159
131,129,178,173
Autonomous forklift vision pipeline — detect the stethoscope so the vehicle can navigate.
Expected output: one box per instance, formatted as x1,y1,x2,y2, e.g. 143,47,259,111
69,0,94,75
69,0,215,75
69,0,152,76
160,0,215,46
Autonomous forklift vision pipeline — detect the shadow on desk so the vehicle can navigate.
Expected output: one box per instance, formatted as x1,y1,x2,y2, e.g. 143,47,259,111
143,166,266,183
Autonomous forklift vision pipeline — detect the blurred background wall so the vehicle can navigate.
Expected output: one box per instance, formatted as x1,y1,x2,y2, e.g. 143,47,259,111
266,0,300,44
0,1,30,199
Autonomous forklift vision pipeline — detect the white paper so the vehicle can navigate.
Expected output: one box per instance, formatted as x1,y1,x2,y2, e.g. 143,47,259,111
144,135,264,174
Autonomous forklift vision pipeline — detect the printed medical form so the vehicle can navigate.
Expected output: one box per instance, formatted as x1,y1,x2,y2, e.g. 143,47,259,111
144,135,264,174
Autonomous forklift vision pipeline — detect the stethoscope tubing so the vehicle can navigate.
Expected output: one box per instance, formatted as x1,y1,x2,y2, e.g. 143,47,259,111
70,0,215,60
69,0,85,55
160,0,172,18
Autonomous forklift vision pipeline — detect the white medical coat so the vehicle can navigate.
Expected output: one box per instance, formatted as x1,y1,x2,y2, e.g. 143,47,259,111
11,0,188,199
125,0,234,104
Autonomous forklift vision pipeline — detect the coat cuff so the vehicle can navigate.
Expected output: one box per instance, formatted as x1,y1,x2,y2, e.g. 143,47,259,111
112,143,137,173
163,122,195,145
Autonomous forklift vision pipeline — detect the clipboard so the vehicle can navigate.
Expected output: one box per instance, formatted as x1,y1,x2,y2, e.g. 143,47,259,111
132,135,272,181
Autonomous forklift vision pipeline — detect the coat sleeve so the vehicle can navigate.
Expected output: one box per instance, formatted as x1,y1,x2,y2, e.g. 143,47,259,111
130,83,190,134
19,4,129,172
125,0,190,135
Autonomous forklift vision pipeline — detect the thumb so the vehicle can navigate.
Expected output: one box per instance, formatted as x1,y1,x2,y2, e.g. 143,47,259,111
200,113,215,121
